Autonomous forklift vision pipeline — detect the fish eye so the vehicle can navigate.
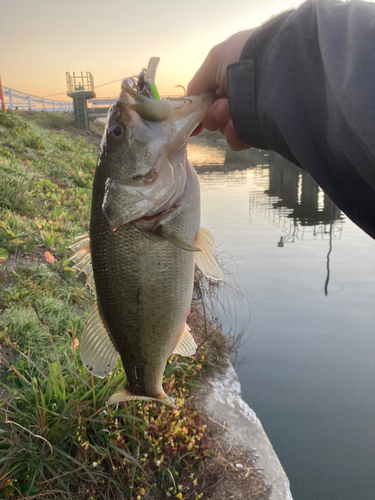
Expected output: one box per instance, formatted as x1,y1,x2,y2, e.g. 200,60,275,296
111,125,123,138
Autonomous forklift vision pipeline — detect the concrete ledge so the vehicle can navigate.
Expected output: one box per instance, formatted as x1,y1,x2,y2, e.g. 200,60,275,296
195,362,293,500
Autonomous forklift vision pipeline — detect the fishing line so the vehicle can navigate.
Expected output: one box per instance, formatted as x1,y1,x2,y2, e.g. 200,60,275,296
43,79,124,98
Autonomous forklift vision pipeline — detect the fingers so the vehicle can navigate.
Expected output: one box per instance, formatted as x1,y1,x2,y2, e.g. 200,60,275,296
203,98,249,150
190,98,249,151
187,29,256,97
187,47,221,97
201,98,230,131
187,29,256,149
223,120,249,151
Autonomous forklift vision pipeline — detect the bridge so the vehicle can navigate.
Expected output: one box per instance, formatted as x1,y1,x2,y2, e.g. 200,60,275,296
1,85,180,123
1,87,74,112
87,98,116,118
0,86,115,117
1,89,178,119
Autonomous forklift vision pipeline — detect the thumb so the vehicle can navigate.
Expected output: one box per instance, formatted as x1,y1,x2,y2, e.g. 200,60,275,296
187,48,221,96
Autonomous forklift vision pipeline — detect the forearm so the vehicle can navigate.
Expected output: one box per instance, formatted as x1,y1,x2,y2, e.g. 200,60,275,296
228,0,375,239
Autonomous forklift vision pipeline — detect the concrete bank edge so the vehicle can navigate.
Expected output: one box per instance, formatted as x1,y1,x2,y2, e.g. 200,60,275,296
194,362,293,499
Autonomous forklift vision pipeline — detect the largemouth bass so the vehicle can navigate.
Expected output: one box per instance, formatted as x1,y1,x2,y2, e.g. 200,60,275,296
70,59,222,407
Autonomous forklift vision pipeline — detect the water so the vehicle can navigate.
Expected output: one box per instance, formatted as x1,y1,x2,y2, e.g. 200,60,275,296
188,139,375,500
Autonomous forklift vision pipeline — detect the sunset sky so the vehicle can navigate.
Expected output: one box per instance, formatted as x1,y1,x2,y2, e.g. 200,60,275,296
2,0,302,101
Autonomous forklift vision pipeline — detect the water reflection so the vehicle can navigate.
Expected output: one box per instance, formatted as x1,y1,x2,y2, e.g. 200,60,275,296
189,142,375,500
188,139,375,500
266,156,342,226
187,139,227,165
190,141,273,172
190,141,345,296
191,139,343,244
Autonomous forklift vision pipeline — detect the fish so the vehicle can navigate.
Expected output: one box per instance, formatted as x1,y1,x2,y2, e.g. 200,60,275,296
70,58,223,407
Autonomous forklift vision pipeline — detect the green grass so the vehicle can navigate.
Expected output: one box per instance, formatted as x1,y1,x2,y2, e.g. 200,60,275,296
0,339,213,499
18,110,76,131
0,110,226,499
0,161,35,213
0,117,95,277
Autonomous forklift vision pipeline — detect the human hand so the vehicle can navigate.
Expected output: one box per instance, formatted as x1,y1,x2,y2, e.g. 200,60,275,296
187,29,256,151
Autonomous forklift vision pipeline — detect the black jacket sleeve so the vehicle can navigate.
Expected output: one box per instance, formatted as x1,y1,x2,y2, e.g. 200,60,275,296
227,0,375,239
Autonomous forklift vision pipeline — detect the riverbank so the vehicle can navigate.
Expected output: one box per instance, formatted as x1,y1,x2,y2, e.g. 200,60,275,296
0,111,290,499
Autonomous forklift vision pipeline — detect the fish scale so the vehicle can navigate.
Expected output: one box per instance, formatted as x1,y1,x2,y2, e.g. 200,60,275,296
69,60,223,406
89,163,195,399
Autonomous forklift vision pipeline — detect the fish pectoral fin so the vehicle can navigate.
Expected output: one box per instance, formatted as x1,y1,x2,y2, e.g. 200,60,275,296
107,389,177,408
69,232,95,293
173,323,197,357
194,227,224,281
80,301,119,378
155,226,201,252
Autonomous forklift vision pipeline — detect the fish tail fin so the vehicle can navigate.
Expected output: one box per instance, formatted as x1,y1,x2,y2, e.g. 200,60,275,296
107,388,177,408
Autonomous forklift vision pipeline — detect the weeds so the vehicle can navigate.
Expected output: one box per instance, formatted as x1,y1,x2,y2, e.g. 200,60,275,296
0,112,93,261
18,110,75,131
193,254,250,369
0,110,230,499
0,333,214,499
0,161,35,213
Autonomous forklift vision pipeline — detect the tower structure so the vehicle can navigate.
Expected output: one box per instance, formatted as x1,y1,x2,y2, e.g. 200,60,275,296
66,72,96,129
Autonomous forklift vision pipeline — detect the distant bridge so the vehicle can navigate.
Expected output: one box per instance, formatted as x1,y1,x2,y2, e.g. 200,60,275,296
1,87,180,119
0,87,117,115
1,87,74,112
1,88,117,118
87,98,116,118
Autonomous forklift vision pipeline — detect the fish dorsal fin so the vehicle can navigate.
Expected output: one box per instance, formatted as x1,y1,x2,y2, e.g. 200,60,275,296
80,302,119,378
107,388,177,408
194,228,223,281
173,324,197,357
69,233,95,293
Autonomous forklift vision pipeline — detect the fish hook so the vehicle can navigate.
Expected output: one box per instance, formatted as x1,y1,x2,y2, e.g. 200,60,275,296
167,86,192,109
175,85,187,98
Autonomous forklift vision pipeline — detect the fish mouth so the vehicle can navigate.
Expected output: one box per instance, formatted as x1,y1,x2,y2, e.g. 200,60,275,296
117,72,215,131
102,61,215,230
118,77,173,123
118,57,215,122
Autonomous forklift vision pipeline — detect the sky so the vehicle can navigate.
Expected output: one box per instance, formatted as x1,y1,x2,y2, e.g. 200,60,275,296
1,0,302,101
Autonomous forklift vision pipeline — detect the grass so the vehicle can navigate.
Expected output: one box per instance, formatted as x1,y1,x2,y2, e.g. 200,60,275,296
0,338,216,499
0,110,229,499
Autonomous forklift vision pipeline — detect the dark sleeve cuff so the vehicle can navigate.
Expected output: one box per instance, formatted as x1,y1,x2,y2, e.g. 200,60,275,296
227,10,293,148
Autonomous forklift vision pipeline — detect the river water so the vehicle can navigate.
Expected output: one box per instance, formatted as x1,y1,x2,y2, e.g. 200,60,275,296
188,139,375,500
